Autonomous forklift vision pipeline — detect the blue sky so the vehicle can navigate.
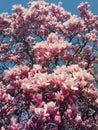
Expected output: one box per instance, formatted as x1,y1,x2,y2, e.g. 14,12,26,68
0,0,98,15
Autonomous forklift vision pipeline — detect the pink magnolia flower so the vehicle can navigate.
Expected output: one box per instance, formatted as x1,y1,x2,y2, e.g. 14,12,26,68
75,114,82,124
8,117,21,130
55,91,64,102
54,111,61,124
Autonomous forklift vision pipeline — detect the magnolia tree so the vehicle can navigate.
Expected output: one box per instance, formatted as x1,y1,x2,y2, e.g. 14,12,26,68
0,1,98,130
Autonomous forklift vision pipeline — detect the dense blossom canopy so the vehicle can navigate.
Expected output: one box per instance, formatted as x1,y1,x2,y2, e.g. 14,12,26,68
0,1,98,130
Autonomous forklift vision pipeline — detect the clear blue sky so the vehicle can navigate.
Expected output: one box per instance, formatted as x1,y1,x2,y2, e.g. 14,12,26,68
0,0,98,15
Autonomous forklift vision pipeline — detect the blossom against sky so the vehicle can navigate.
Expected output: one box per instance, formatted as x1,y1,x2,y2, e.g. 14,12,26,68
0,0,98,14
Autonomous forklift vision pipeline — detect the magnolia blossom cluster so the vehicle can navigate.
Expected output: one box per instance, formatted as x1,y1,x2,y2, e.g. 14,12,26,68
33,33,71,65
33,33,96,71
78,2,98,43
0,64,98,130
86,29,98,43
62,15,84,36
0,1,98,130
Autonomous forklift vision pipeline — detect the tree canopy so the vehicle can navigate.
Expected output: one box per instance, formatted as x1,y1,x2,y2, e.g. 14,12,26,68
0,1,98,130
